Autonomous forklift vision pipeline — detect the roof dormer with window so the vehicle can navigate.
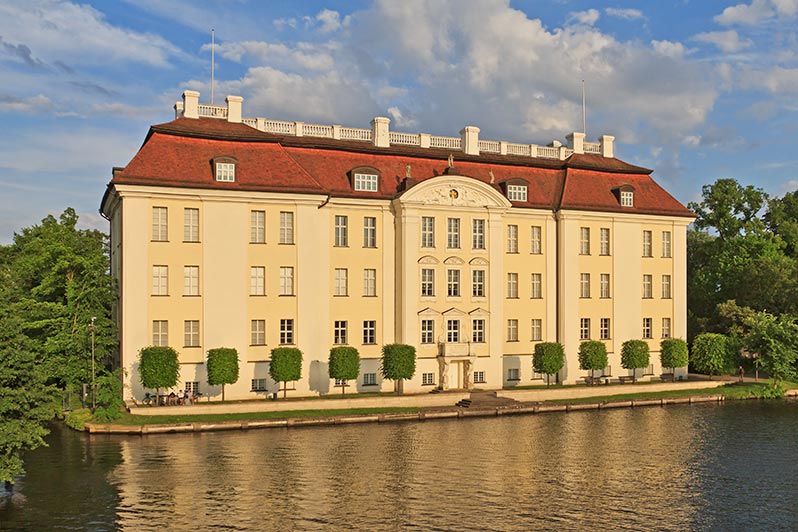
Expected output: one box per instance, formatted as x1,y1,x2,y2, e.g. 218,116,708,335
348,166,381,192
612,184,635,207
500,178,529,202
213,156,238,182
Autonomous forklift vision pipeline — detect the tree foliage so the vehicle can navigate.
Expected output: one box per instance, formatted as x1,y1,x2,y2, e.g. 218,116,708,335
380,344,416,393
742,312,798,387
328,346,360,396
93,370,125,422
660,338,689,372
270,347,302,398
578,341,608,377
138,346,180,400
533,342,564,385
691,333,731,379
206,347,240,401
620,340,650,383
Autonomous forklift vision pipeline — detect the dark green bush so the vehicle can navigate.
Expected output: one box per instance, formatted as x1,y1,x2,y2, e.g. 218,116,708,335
207,347,240,401
578,340,608,377
380,344,416,393
691,333,729,379
329,346,360,396
270,347,302,398
660,338,688,372
621,340,650,383
93,370,124,422
533,342,565,385
138,346,180,402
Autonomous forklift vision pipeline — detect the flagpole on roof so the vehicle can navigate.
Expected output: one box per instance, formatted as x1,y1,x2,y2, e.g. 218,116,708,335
211,29,215,106
581,79,586,136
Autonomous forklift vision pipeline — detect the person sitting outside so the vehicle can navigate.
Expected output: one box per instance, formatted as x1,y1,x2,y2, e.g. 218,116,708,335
168,391,177,406
183,389,192,406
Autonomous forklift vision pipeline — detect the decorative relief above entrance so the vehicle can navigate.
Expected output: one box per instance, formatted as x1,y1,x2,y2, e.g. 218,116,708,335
419,185,490,207
396,175,512,210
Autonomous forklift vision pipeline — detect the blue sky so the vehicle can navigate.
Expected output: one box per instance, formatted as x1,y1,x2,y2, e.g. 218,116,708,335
1,0,796,243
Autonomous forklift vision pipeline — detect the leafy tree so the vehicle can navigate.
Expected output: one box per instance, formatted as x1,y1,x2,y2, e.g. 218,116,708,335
688,178,768,241
93,370,124,422
380,344,416,393
0,310,58,486
691,333,730,379
206,347,240,401
742,312,798,388
533,342,564,386
578,340,608,378
270,347,302,399
764,190,798,258
620,340,650,383
138,346,180,403
660,338,689,373
328,346,360,396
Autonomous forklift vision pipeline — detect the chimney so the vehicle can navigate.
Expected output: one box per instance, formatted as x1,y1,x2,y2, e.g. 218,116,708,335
460,126,480,155
371,117,391,148
182,90,200,119
174,101,184,119
226,95,243,123
566,132,585,154
600,135,615,158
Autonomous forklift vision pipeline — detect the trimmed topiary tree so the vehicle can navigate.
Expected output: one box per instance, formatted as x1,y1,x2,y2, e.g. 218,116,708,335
206,347,240,401
329,346,360,396
138,346,180,405
691,333,729,380
578,340,608,379
381,344,416,394
621,340,650,383
269,347,302,399
660,338,689,373
533,342,565,386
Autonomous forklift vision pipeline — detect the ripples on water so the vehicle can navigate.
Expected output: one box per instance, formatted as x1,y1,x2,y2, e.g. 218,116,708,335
2,401,797,531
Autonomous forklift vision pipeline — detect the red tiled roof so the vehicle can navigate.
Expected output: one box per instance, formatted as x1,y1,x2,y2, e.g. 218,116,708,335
106,117,694,218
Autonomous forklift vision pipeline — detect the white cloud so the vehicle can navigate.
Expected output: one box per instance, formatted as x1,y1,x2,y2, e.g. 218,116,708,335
651,40,689,58
715,0,797,25
605,8,645,20
316,9,343,33
207,41,335,72
387,106,418,129
0,93,52,113
692,30,753,52
682,135,701,147
738,66,798,93
567,9,600,26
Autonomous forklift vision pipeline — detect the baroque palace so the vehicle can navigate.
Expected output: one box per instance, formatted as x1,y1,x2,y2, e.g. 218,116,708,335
101,91,694,401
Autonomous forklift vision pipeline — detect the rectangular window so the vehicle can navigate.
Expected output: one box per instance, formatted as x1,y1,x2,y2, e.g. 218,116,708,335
580,227,590,255
251,319,266,345
363,373,377,386
363,320,376,344
446,319,460,343
152,265,168,296
447,269,460,297
530,225,542,254
600,228,610,256
662,231,672,258
531,319,542,341
363,217,377,248
280,319,294,345
643,274,653,298
600,273,610,299
184,320,200,347
507,225,518,253
508,368,520,381
600,318,610,340
334,268,348,296
250,210,265,243
507,319,519,342
363,269,376,296
421,268,435,297
186,381,200,395
184,208,199,242
580,318,590,340
507,273,519,298
472,319,485,343
354,173,378,191
184,266,199,296
422,373,435,386
152,320,168,346
472,219,485,250
580,273,591,298
421,216,435,248
334,215,348,247
473,371,486,384
215,162,235,182
251,378,268,391
643,317,652,339
152,207,168,241
279,267,294,296
662,275,672,299
250,266,265,296
279,212,294,244
643,230,652,257
507,185,528,201
334,320,348,345
447,218,460,249
530,273,542,299
421,319,435,344
621,190,634,207
472,269,485,297
662,317,672,339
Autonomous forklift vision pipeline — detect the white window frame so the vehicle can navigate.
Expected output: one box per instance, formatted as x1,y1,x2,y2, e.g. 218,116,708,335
662,231,672,258
334,320,348,345
279,211,294,244
422,372,435,386
643,317,652,339
184,208,199,242
421,319,435,344
280,319,294,345
446,319,460,343
662,317,672,339
250,210,265,244
643,230,652,257
152,265,168,296
530,225,542,254
580,227,590,255
363,217,377,248
279,267,294,296
447,217,460,249
473,371,486,384
507,319,519,342
152,207,168,241
643,274,653,298
472,269,485,298
600,318,610,340
472,219,485,250
363,320,376,345
472,319,485,343
580,273,590,298
662,275,672,299
354,173,378,192
153,320,168,346
250,266,265,296
363,269,376,296
215,162,235,182
531,319,542,341
507,224,518,253
600,273,610,299
421,216,435,248
184,320,200,347
363,373,377,386
334,215,348,247
621,190,634,207
580,318,590,340
251,378,268,391
421,268,435,297
183,266,199,296
251,319,266,345
600,228,610,256
507,272,518,299
531,273,542,299
507,185,528,202
447,269,460,297
334,268,348,296
508,368,520,381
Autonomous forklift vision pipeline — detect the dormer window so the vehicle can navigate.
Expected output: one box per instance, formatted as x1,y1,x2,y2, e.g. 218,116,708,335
620,190,634,207
216,162,235,182
354,173,378,192
507,184,528,202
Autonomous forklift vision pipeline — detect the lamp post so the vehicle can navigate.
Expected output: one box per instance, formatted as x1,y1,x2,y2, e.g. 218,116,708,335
90,316,96,410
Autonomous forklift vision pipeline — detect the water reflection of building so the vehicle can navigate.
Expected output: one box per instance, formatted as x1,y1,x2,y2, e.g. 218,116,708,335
101,91,694,401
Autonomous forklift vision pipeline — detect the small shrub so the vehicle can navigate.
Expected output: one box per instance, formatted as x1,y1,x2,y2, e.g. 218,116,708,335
578,341,608,377
533,342,565,385
621,340,650,383
93,370,124,422
207,347,240,401
691,333,729,379
660,338,689,372
381,344,416,393
270,347,302,399
329,346,360,396
138,346,180,403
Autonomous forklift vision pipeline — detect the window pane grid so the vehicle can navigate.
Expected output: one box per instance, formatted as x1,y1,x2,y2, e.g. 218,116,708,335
250,266,265,295
280,267,294,296
250,210,265,243
363,320,376,344
152,207,167,241
251,319,265,345
531,273,542,299
531,226,542,254
507,225,518,253
335,215,348,247
184,320,200,347
507,273,518,298
472,219,485,249
184,208,199,242
580,227,590,255
472,269,485,297
279,212,294,244
354,173,378,191
600,228,610,255
363,269,376,296
421,217,435,248
447,218,460,249
447,269,460,297
184,266,199,296
334,268,348,296
363,217,376,248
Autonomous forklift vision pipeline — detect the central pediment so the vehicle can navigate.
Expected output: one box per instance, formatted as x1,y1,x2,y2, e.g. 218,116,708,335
396,175,512,209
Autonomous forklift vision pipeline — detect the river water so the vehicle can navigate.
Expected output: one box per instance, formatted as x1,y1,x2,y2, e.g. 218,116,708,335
1,401,797,531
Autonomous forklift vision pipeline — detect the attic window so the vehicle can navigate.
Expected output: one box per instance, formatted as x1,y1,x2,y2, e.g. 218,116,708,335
507,184,528,202
354,173,378,192
216,162,235,182
620,190,634,207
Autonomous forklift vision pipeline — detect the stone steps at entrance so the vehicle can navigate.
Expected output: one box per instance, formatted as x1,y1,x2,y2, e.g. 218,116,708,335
456,390,521,409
